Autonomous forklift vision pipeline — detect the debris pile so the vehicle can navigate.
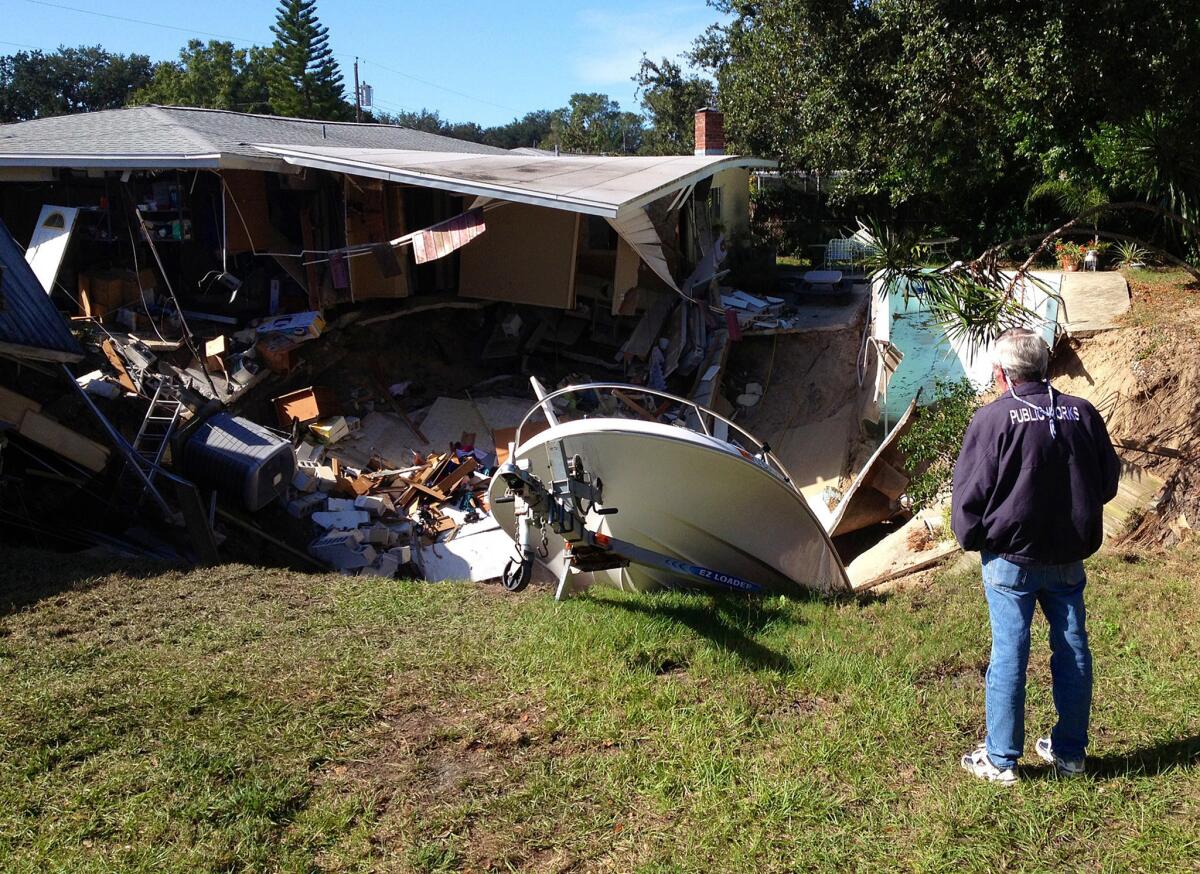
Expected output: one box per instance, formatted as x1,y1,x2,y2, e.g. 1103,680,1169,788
289,434,499,580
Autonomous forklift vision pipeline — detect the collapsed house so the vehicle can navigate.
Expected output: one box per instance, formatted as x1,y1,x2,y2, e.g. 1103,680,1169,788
0,105,762,319
4,105,841,579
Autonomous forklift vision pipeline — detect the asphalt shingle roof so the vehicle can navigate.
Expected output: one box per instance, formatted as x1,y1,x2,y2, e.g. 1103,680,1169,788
0,105,506,164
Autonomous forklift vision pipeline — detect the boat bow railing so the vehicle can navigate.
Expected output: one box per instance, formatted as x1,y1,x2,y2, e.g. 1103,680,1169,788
512,383,800,493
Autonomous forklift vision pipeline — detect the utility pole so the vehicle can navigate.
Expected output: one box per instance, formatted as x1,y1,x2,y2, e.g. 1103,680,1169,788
354,57,362,123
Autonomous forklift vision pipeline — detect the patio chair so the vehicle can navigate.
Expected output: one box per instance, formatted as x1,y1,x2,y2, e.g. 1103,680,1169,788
823,236,872,271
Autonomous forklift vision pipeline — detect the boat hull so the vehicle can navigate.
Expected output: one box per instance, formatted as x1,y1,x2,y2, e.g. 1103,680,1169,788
489,418,850,596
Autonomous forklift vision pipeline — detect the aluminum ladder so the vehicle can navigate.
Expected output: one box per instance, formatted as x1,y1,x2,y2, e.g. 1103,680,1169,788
117,379,184,510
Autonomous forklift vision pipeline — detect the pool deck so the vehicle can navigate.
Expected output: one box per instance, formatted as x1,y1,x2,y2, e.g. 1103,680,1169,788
741,282,871,336
1058,272,1130,336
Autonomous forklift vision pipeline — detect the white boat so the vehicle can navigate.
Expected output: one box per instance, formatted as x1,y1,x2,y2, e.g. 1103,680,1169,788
488,383,851,599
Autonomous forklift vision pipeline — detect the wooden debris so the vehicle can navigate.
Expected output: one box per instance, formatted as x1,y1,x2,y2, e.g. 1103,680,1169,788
100,338,137,392
433,457,477,494
18,410,110,472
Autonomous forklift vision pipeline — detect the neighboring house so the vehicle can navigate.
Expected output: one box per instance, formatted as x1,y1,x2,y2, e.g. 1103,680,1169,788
0,105,767,324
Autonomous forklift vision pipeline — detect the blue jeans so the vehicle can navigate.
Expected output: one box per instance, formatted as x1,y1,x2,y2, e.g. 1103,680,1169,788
981,552,1092,769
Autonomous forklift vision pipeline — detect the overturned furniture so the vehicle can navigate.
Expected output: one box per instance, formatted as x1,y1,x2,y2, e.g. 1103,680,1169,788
489,382,851,599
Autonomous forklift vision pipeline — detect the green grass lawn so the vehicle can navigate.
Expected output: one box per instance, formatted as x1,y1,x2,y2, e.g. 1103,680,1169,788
1,544,1197,872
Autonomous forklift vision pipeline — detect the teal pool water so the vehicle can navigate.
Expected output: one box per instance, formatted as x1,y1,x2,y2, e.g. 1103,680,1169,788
877,273,1062,427
882,308,972,424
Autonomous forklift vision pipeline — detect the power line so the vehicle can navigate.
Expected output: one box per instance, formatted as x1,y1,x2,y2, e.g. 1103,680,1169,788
0,39,45,50
357,57,521,114
20,0,257,43
15,0,522,117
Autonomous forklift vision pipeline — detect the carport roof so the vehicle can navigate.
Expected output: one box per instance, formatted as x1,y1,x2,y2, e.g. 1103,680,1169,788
251,144,775,218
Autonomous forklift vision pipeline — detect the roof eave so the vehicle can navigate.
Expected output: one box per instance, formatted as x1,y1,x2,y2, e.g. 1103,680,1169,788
613,156,778,220
0,153,297,173
0,153,222,169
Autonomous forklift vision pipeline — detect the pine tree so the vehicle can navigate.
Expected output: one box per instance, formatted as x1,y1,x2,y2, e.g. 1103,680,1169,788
268,0,350,120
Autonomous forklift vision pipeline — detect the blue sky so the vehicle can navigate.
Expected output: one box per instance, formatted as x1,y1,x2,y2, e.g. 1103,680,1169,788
2,0,725,126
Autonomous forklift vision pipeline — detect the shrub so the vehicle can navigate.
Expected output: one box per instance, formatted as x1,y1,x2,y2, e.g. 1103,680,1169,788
898,378,980,511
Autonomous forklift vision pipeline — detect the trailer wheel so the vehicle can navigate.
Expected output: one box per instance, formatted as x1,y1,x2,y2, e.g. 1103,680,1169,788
501,557,532,592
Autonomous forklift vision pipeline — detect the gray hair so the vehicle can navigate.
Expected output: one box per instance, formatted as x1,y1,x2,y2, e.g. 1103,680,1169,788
994,328,1048,382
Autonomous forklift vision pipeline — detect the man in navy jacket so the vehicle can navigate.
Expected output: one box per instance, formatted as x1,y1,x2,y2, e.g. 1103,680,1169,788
952,328,1120,784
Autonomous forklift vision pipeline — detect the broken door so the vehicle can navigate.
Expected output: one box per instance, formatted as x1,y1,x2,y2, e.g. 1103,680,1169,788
25,205,79,294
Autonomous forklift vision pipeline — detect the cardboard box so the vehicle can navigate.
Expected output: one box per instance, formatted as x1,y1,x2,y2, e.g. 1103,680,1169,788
256,334,301,374
78,268,155,318
255,310,325,341
310,415,350,445
273,386,338,428
204,335,228,373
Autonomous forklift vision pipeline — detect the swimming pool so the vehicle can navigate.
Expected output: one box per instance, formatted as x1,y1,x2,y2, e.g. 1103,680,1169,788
871,271,1062,426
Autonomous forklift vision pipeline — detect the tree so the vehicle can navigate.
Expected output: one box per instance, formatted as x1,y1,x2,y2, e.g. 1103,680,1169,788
370,108,486,144
634,55,715,155
551,93,641,155
130,40,271,113
268,0,350,120
694,0,1200,252
372,108,452,134
482,110,557,150
1089,112,1200,254
0,46,152,121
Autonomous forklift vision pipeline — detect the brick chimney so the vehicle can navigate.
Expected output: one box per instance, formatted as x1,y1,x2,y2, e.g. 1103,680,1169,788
694,108,725,156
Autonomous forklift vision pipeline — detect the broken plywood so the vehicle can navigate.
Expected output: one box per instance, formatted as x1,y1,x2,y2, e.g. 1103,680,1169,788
18,410,110,472
828,397,920,537
1105,462,1164,539
846,513,960,590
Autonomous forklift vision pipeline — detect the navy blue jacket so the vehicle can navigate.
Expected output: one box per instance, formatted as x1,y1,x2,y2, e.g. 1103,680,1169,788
951,381,1121,565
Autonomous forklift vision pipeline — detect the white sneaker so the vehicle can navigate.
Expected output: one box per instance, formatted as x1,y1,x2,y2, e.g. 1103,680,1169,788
1035,737,1085,776
960,745,1018,785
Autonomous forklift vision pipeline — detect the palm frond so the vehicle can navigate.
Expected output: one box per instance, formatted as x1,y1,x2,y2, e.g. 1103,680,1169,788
1027,179,1107,214
858,218,1041,349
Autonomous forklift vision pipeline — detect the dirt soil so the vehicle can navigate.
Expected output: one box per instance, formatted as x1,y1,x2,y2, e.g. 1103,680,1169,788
729,325,864,437
726,320,871,505
1050,271,1200,546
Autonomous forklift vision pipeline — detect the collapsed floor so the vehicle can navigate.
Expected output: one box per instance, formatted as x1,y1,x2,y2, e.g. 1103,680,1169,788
2,269,887,587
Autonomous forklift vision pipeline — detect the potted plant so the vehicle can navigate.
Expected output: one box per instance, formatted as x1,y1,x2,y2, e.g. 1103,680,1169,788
1053,239,1089,271
1114,240,1149,268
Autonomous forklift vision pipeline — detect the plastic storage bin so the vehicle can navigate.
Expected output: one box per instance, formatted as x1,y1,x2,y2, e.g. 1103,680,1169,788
180,413,295,511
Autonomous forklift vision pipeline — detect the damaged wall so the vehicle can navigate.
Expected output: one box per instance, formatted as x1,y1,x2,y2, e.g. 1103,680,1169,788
343,177,411,301
710,166,751,240
459,203,580,308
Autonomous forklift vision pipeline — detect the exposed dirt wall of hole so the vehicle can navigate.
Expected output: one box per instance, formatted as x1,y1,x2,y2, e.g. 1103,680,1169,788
1051,325,1200,546
729,326,865,439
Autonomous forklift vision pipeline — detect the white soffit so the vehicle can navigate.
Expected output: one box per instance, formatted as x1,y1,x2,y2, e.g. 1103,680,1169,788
607,212,679,292
251,144,775,219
